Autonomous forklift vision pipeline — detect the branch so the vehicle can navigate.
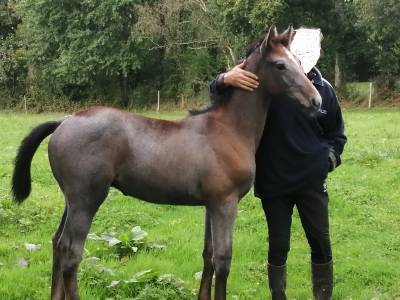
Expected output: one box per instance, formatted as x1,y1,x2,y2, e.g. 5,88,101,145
191,0,207,12
226,46,237,65
147,38,218,50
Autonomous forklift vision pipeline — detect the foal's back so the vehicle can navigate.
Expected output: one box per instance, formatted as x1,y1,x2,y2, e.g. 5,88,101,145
48,106,255,206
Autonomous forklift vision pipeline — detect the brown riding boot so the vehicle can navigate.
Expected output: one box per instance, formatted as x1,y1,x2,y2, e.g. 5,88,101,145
311,260,333,300
268,263,287,300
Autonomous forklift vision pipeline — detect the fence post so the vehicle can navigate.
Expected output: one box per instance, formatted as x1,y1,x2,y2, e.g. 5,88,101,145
157,90,160,112
368,82,372,109
24,95,27,114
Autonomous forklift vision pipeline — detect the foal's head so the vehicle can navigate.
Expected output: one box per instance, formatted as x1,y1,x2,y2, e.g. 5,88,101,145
247,26,322,111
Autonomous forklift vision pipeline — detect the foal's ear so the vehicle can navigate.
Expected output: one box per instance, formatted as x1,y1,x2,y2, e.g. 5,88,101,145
282,25,295,48
261,25,278,54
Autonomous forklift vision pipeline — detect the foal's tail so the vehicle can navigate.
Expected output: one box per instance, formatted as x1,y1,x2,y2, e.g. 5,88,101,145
12,120,62,203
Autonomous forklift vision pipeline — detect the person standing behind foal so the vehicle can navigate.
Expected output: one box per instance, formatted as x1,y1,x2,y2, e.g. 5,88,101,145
209,28,347,300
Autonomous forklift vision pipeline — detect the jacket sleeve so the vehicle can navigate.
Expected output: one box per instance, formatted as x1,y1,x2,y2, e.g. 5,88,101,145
319,80,347,171
209,73,233,104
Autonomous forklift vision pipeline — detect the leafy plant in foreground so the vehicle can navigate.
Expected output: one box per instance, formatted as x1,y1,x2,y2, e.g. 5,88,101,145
88,226,166,258
79,258,194,299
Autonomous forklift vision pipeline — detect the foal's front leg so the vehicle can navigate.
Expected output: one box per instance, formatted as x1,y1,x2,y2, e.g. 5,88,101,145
198,210,214,300
209,197,238,300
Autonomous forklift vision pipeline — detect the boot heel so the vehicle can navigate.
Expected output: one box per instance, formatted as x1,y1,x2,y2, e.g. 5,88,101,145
311,260,333,300
268,263,287,300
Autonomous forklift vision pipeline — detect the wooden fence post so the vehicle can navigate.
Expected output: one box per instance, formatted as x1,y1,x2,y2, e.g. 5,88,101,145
157,90,160,112
24,95,27,114
368,82,372,109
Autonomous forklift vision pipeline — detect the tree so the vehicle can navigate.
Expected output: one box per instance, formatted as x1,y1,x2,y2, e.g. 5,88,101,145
17,0,143,104
207,0,286,66
135,0,225,99
0,0,20,37
0,0,25,98
355,0,400,79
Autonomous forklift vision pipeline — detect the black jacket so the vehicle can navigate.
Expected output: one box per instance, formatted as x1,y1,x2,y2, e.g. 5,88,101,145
209,67,347,198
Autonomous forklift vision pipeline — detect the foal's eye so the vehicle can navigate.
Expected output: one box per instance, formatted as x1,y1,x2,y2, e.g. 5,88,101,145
275,63,286,71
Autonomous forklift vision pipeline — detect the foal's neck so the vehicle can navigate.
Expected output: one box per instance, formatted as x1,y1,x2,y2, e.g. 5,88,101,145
219,85,270,153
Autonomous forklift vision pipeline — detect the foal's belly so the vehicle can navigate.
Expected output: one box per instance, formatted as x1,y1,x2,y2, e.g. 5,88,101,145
113,175,205,206
112,154,207,206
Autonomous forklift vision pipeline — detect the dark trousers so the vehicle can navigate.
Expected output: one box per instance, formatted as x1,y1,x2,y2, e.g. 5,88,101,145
261,180,332,266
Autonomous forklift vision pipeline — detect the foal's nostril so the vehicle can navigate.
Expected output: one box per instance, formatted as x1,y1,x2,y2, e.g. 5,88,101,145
311,97,321,110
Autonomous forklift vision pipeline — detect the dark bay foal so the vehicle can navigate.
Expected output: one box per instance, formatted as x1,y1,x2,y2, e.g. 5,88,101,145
11,26,321,300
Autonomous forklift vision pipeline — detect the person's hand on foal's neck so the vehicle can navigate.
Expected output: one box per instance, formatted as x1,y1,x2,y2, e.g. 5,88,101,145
222,61,259,91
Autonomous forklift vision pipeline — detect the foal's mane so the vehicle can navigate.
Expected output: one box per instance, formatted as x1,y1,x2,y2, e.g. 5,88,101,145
189,29,291,116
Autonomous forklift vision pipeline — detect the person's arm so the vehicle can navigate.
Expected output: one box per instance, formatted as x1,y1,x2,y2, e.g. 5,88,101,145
320,81,347,171
209,61,259,103
209,73,230,104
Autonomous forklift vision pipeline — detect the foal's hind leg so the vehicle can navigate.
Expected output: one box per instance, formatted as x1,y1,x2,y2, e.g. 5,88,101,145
198,210,214,300
54,186,109,300
209,197,238,300
51,207,67,300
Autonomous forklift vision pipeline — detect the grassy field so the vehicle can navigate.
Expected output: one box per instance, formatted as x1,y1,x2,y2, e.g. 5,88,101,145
0,109,399,299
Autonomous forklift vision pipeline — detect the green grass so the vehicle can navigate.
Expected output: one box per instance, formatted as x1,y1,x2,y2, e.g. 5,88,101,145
0,109,399,299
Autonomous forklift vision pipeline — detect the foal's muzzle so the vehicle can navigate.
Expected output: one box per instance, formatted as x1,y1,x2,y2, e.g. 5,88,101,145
310,95,322,111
